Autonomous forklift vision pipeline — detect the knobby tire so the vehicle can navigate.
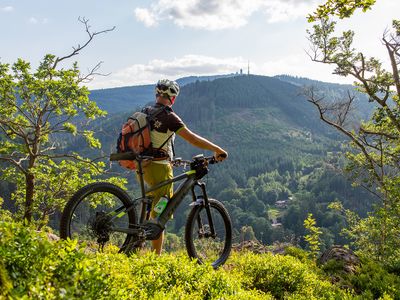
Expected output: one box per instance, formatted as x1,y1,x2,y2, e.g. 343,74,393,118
60,182,137,254
184,198,232,269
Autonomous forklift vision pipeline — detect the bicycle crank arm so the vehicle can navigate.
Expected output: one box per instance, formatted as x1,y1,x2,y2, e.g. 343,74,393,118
143,221,165,240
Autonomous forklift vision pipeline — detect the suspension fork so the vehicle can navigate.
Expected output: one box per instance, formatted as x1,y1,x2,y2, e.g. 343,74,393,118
192,181,216,237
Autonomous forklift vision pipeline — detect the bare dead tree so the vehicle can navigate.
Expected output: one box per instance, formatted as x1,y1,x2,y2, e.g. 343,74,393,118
303,86,385,200
53,17,115,67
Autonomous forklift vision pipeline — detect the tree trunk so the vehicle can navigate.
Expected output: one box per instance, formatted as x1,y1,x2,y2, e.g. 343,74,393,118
23,172,35,223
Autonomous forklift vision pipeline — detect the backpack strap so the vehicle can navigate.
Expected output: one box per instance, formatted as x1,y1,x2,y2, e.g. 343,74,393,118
156,132,174,151
127,105,166,123
143,105,167,122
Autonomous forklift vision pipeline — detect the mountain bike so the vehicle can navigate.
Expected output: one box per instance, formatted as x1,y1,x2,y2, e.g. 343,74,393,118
60,152,232,268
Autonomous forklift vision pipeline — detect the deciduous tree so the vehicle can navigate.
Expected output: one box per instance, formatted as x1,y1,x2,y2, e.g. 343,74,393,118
306,1,400,265
0,18,124,227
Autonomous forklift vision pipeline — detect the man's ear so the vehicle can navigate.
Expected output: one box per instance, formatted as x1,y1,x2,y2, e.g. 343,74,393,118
170,96,176,104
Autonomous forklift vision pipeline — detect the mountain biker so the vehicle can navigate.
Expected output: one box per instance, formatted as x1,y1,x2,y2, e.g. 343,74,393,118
139,79,228,255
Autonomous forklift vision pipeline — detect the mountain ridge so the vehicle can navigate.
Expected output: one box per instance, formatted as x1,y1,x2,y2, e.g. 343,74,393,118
88,74,238,113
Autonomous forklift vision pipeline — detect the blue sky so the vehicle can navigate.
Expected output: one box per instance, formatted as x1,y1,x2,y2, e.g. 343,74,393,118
1,0,399,89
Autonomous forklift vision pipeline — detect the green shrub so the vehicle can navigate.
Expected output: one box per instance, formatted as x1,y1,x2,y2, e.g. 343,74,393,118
0,221,272,299
1,221,398,299
228,251,351,299
0,221,111,299
320,255,400,299
0,259,12,298
349,258,400,299
284,246,311,263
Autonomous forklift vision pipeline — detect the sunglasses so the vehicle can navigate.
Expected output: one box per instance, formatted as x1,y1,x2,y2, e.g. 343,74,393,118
157,84,177,94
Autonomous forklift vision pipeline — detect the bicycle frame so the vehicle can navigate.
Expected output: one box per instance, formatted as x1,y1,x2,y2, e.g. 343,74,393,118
108,157,215,241
137,158,197,226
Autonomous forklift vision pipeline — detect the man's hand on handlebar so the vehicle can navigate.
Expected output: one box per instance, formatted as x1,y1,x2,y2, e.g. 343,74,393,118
214,148,228,162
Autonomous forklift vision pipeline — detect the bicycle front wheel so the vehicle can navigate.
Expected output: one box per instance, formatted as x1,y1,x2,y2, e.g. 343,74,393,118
185,198,232,269
60,182,137,254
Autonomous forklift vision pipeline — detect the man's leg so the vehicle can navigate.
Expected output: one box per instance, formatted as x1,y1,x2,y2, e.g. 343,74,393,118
142,162,173,255
151,231,164,255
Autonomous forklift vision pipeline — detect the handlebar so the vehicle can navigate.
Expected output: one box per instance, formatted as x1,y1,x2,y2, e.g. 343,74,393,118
172,153,226,167
110,152,226,166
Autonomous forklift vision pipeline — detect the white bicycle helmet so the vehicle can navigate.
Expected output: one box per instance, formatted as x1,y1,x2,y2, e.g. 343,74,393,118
155,79,180,99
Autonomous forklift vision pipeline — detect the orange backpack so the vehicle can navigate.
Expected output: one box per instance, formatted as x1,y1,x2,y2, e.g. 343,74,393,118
116,106,170,170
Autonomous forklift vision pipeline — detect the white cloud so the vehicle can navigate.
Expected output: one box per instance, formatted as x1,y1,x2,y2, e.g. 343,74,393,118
28,17,49,25
134,8,158,27
251,53,351,84
134,0,321,30
87,52,354,90
29,17,38,24
1,6,14,12
262,0,318,23
89,54,248,89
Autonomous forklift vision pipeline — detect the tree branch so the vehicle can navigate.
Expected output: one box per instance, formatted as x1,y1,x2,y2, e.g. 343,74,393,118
304,86,384,188
383,34,400,97
40,143,57,153
43,115,74,135
78,61,111,83
0,119,35,156
359,127,398,140
52,17,115,69
3,96,36,127
37,153,103,172
0,156,28,174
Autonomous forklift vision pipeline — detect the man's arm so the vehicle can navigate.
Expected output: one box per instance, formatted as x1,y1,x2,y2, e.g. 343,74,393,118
177,127,228,161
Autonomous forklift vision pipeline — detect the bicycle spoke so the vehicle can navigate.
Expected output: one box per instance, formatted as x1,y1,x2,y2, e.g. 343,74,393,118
70,193,130,250
193,212,226,263
60,183,137,254
185,199,232,268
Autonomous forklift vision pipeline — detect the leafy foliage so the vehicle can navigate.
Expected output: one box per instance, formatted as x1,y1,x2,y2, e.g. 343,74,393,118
308,0,376,22
329,201,400,270
304,213,322,259
321,254,400,299
0,23,117,226
213,251,351,299
5,221,398,299
2,159,126,229
0,221,269,299
306,0,400,267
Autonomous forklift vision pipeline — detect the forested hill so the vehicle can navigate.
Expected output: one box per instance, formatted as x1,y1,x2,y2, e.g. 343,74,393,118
70,74,376,248
174,75,331,133
1,74,376,248
88,74,237,113
87,74,342,179
169,75,339,177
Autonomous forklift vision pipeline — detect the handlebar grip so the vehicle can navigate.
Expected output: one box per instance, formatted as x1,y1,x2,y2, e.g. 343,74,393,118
208,153,227,164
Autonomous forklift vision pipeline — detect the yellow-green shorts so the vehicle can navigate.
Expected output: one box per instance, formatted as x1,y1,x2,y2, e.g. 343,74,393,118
139,161,173,218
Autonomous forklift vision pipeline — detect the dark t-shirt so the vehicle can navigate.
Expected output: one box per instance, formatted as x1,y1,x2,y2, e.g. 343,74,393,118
147,103,185,133
145,103,185,160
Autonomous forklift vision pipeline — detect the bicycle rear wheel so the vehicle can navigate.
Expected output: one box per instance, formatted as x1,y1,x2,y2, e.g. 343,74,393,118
185,198,232,269
60,182,137,253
